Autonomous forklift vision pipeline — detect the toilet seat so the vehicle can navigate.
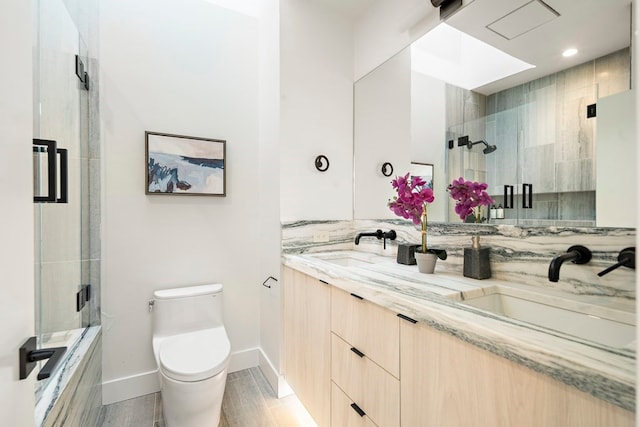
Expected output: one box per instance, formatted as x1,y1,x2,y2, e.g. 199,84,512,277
159,327,230,382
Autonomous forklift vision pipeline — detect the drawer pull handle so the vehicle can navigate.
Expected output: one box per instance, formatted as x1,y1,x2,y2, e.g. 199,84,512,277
350,347,365,358
319,279,329,285
397,313,417,324
350,403,366,417
350,293,364,300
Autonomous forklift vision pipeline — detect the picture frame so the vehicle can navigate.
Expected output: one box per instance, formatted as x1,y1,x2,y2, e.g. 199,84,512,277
145,131,226,196
410,162,434,190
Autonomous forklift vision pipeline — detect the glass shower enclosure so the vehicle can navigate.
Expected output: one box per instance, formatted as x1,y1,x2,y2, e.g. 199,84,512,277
32,0,98,398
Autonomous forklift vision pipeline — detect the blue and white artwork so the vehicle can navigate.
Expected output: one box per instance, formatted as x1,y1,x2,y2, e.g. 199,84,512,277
410,162,434,190
146,132,226,196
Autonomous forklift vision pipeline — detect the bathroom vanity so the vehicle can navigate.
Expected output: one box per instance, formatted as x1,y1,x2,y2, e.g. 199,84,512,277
282,251,635,427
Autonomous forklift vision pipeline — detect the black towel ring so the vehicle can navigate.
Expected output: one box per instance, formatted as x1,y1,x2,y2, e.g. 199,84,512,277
381,162,394,177
315,155,329,172
262,276,278,289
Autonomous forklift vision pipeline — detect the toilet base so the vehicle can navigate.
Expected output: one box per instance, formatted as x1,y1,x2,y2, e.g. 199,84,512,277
160,366,228,427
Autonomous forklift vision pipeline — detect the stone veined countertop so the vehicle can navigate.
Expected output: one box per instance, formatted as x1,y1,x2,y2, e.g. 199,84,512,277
282,250,636,412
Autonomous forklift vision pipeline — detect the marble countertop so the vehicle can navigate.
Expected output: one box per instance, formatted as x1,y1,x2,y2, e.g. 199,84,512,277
282,250,636,412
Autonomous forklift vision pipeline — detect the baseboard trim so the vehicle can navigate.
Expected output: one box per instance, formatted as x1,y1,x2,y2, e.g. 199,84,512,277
102,347,261,405
258,349,292,398
102,370,159,405
228,347,260,373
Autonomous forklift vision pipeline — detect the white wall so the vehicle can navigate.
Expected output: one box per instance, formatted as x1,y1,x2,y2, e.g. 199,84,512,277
0,0,36,423
411,71,447,222
633,0,640,421
100,0,264,403
353,49,411,220
354,0,441,81
596,90,636,228
279,0,354,221
257,0,284,393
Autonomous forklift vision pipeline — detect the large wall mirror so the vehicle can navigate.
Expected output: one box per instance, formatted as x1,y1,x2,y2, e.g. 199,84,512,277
354,0,635,228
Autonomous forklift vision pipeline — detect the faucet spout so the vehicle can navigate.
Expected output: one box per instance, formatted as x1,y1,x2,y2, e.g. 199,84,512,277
354,229,396,249
548,245,592,282
355,230,382,245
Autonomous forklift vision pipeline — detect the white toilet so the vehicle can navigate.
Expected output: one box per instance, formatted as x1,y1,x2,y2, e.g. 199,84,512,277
152,284,230,427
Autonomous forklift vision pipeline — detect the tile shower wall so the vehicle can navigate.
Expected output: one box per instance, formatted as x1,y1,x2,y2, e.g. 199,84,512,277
34,0,85,334
444,49,630,224
39,328,102,427
446,84,487,183
282,220,636,302
485,48,630,223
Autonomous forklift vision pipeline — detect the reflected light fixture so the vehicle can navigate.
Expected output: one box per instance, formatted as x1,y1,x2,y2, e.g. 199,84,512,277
562,48,578,57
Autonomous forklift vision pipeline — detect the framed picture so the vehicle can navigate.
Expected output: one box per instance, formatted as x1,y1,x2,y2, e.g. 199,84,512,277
410,162,434,190
146,131,226,196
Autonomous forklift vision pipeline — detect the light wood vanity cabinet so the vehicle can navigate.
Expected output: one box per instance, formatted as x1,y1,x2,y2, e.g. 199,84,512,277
331,382,378,427
282,267,331,427
283,265,632,427
400,319,634,427
331,287,400,377
331,288,400,427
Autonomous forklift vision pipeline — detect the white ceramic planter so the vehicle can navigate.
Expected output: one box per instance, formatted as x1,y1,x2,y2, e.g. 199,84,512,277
415,252,437,274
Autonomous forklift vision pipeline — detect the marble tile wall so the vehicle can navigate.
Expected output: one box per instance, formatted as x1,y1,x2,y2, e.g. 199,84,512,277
447,48,630,225
282,220,636,301
445,86,488,211
37,327,102,427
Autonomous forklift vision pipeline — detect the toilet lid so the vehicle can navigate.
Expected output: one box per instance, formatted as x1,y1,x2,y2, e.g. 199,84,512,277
159,328,230,382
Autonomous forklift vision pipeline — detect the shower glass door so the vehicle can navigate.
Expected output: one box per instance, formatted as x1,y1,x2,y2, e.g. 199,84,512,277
33,0,91,393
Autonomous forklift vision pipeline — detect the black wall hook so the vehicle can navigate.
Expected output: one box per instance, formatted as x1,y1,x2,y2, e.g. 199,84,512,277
315,155,329,172
381,162,394,177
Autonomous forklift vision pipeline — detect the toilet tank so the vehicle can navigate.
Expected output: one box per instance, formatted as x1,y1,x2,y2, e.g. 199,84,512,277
152,284,224,337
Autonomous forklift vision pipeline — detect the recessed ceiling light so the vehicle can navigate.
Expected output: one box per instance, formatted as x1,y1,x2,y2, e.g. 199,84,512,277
562,48,578,57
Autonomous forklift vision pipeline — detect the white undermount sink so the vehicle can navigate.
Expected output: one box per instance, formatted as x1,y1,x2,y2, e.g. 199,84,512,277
317,254,376,268
460,287,635,348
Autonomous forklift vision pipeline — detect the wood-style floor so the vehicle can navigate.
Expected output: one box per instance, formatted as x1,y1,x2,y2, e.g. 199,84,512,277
98,367,317,426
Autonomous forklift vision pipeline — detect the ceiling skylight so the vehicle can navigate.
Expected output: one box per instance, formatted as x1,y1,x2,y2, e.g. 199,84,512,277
411,23,534,90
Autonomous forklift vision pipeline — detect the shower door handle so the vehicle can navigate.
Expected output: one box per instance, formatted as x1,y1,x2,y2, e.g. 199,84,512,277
33,139,57,202
503,185,514,209
33,139,68,203
522,183,533,209
19,336,67,380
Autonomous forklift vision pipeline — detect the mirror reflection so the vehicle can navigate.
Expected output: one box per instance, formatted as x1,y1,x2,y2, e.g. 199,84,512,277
354,0,632,227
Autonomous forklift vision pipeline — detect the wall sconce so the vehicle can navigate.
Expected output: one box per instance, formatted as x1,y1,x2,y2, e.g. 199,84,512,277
381,162,394,177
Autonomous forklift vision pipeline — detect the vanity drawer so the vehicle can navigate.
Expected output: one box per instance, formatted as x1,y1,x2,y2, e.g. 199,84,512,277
332,382,378,427
332,333,400,427
331,287,399,377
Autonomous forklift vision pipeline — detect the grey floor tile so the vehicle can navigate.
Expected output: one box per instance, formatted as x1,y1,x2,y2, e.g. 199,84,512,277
99,368,315,427
99,393,156,426
154,392,163,422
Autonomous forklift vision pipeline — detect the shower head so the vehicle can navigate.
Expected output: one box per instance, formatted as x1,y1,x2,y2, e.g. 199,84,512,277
483,144,497,154
466,139,497,155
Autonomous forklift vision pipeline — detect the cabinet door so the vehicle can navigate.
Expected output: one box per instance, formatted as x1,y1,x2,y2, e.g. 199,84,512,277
331,287,399,378
283,267,331,427
400,319,634,427
331,333,400,427
332,383,378,427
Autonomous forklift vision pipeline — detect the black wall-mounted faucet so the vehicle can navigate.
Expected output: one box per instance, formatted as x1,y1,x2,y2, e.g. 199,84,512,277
548,245,592,282
354,229,396,249
598,247,635,277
